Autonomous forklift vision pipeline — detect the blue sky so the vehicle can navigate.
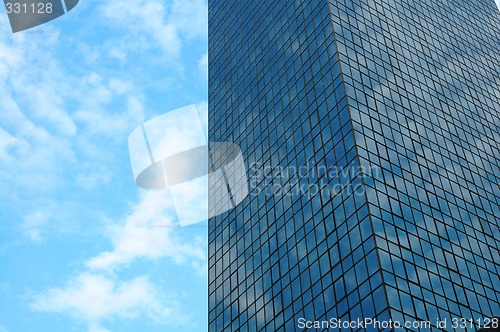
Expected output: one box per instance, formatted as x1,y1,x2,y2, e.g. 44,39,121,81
0,1,208,331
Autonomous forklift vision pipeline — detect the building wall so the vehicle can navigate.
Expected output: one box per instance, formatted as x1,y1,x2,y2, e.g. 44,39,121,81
209,0,500,330
209,1,389,331
329,0,500,329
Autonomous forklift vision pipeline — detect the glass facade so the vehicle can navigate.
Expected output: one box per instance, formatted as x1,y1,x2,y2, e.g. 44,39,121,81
209,0,500,331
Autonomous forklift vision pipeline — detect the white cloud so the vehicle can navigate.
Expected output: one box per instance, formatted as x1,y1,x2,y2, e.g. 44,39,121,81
98,0,207,64
73,74,145,137
496,0,500,11
0,98,74,192
21,211,51,244
0,128,18,161
169,0,208,40
86,191,205,271
31,190,206,330
0,27,76,137
10,73,77,137
1,1,208,330
75,165,112,190
0,23,147,205
31,273,187,330
100,0,181,59
0,28,79,195
109,78,133,94
108,48,127,63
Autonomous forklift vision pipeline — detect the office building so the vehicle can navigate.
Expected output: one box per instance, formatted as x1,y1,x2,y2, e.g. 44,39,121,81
209,0,500,331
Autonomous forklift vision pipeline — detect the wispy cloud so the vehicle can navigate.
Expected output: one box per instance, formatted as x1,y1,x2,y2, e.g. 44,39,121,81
86,191,205,271
31,190,206,330
99,0,181,60
75,165,113,191
169,0,208,40
97,0,207,70
21,211,51,244
1,0,208,330
73,73,145,137
0,31,145,193
31,273,187,331
0,32,76,193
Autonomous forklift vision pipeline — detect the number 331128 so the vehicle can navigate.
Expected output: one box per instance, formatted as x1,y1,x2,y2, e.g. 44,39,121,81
6,2,53,14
